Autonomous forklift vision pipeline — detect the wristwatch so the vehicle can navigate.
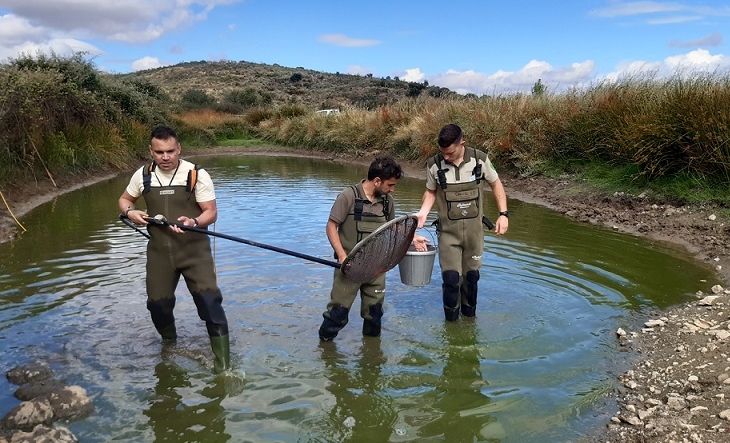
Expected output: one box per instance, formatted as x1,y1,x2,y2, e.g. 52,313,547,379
192,218,199,227
498,211,509,218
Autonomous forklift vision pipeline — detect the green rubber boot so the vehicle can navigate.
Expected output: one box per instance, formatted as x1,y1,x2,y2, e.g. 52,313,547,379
210,335,231,374
157,323,177,341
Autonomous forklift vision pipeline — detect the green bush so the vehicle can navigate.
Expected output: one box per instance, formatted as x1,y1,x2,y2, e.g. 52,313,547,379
181,88,217,110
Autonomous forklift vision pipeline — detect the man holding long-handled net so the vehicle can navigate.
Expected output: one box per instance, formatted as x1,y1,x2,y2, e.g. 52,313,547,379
319,157,429,341
118,126,231,374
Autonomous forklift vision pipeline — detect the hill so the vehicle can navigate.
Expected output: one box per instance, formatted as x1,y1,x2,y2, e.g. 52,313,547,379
120,60,459,111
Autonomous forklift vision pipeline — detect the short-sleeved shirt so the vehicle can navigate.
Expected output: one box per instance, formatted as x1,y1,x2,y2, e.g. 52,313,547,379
425,147,498,190
125,159,216,202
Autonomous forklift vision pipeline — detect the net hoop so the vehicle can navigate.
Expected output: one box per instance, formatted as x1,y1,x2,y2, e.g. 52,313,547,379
340,215,418,284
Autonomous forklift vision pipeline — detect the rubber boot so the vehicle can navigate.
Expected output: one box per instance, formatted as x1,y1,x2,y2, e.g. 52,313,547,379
148,297,177,340
461,270,480,317
157,323,177,341
362,304,383,337
210,335,230,374
442,271,461,322
319,305,349,341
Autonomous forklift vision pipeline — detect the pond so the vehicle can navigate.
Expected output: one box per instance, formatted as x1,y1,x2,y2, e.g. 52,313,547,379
0,154,719,442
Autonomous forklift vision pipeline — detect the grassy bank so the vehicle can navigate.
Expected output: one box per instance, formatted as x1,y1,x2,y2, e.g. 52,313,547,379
261,74,730,204
2,54,728,207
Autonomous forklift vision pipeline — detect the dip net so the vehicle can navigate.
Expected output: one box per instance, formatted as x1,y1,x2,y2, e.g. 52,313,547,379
122,213,417,285
341,215,418,284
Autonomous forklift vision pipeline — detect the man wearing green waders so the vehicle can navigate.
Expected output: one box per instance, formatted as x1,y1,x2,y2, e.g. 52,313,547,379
416,124,509,321
118,126,230,373
318,156,428,341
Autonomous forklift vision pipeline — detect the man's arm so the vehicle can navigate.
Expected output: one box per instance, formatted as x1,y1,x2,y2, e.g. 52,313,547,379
326,219,347,263
118,191,148,224
488,178,509,235
415,188,437,229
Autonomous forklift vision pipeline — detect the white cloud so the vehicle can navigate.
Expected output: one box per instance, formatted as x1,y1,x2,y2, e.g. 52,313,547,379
318,34,381,47
590,1,730,24
422,49,730,95
401,68,426,82
589,49,729,88
0,14,45,46
425,59,596,95
0,13,104,61
664,48,727,70
646,15,701,24
131,56,166,71
0,0,244,44
591,1,684,18
0,30,101,62
346,65,373,75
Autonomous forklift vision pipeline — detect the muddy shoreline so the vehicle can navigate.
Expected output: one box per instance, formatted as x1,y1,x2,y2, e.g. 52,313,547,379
2,146,729,442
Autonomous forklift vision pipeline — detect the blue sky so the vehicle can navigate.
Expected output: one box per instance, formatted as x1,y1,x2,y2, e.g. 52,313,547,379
1,0,729,95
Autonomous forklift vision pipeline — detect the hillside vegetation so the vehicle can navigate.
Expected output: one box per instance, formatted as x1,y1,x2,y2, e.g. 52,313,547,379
1,53,729,206
124,60,457,112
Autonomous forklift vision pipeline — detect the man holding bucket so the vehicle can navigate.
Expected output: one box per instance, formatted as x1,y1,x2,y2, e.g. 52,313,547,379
318,156,428,341
415,124,509,321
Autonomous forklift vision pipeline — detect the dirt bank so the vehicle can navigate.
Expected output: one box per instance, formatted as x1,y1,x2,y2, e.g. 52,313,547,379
2,147,730,442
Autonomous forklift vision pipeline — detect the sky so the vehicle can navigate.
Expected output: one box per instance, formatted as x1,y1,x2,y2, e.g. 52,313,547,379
0,0,729,95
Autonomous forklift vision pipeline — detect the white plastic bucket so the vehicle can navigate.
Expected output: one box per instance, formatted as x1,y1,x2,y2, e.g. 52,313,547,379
398,245,437,286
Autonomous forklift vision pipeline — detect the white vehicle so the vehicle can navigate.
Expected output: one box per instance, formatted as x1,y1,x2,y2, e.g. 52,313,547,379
315,109,340,116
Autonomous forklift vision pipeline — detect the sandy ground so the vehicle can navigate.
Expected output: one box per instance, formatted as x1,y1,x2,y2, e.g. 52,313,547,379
2,147,730,442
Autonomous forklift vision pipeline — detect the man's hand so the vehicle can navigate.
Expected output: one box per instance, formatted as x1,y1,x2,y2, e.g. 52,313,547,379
126,209,150,225
412,233,430,251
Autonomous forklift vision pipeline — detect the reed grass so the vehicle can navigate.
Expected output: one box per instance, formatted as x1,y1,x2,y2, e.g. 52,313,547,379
249,71,730,203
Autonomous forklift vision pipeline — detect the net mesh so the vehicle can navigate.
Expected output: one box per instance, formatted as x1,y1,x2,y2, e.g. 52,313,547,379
341,215,418,284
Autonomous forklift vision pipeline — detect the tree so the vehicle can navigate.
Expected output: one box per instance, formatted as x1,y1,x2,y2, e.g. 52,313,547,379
225,88,259,109
181,89,216,109
407,82,426,97
531,79,546,96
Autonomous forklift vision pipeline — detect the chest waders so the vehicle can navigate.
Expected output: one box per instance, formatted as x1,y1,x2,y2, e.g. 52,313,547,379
433,151,484,321
142,163,230,373
319,186,391,341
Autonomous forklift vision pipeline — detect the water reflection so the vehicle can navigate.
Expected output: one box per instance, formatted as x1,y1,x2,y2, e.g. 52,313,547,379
145,358,230,443
418,322,499,442
319,339,397,442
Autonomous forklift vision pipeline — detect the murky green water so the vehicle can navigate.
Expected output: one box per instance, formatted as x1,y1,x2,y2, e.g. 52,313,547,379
0,155,719,442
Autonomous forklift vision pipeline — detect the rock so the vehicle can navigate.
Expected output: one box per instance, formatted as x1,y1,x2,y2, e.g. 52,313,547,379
697,296,719,306
709,330,730,340
2,363,90,442
645,319,665,328
666,396,686,411
6,363,54,386
14,380,67,401
39,386,93,421
2,399,54,431
5,424,78,443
